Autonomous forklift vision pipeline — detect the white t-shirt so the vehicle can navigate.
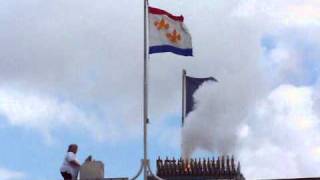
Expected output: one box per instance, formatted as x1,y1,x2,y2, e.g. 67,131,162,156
60,152,80,179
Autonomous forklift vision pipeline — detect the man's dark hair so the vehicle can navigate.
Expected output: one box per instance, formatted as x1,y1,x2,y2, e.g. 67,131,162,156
67,144,78,152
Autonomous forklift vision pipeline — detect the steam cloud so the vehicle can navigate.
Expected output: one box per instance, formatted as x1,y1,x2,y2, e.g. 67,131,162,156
182,75,266,158
180,1,320,179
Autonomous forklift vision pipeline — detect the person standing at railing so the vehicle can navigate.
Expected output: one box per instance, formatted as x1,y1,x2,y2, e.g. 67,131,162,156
60,144,81,180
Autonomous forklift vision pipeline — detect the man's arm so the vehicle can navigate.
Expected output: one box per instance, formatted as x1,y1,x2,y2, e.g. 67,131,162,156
69,160,80,167
66,152,81,167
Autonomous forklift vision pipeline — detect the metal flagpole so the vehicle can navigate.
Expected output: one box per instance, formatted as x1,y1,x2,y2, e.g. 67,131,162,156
131,1,164,179
131,1,164,180
181,69,186,127
181,69,186,158
143,0,149,179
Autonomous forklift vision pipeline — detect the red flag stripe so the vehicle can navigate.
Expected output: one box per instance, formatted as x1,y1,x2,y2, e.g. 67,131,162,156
149,6,184,22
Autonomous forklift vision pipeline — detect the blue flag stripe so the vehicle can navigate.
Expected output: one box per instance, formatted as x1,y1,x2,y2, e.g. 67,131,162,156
149,45,193,56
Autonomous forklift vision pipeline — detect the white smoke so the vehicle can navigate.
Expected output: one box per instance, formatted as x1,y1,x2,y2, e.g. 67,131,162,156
180,0,320,179
182,75,266,158
180,0,269,158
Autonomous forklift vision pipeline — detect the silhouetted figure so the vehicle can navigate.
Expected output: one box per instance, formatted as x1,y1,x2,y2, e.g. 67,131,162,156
226,156,231,176
231,156,236,174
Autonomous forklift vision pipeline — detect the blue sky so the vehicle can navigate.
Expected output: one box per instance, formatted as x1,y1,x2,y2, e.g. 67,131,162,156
0,111,193,180
0,0,320,180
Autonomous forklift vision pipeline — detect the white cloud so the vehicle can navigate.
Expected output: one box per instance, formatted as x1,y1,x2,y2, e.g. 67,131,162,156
269,45,301,76
235,0,320,26
283,2,320,26
0,167,25,180
0,0,269,146
239,84,320,179
0,87,109,143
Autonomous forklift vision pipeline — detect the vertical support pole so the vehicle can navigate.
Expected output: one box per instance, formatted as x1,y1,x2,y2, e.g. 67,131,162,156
181,69,186,158
143,0,149,180
181,69,186,127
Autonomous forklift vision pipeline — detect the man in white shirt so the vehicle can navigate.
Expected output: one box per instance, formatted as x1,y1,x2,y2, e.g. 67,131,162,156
60,144,81,180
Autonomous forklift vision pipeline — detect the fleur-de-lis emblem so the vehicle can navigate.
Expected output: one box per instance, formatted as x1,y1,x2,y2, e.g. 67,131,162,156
166,29,181,43
154,18,169,30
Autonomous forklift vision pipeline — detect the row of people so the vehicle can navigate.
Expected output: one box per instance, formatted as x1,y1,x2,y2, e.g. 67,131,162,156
156,156,241,176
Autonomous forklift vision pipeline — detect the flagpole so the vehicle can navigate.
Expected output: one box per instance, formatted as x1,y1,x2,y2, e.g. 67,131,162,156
132,1,164,179
180,69,185,158
181,69,186,127
143,0,149,180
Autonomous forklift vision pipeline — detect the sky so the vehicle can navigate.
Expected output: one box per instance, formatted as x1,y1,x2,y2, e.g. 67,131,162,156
0,0,320,180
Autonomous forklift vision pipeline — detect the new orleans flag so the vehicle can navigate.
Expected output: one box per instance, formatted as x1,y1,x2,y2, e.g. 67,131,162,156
148,7,193,56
